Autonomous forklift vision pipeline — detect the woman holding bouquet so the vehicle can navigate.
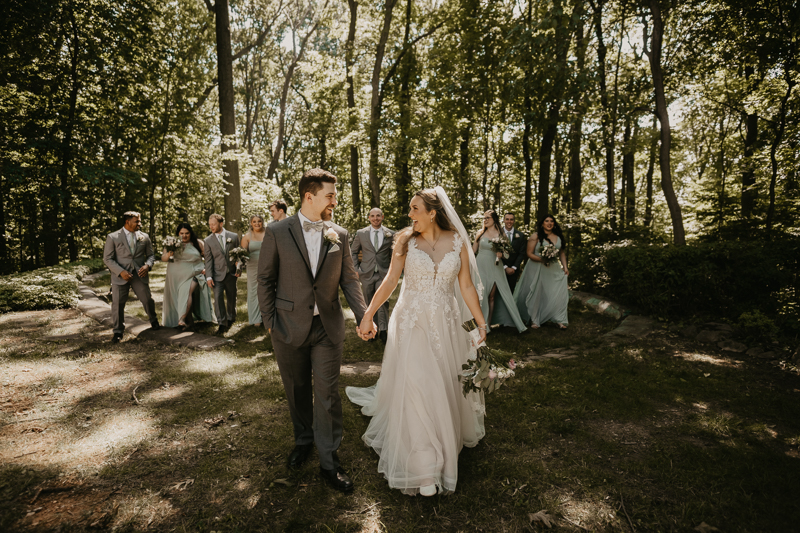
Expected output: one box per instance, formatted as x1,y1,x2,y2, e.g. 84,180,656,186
241,214,265,325
514,214,569,329
346,188,488,497
471,210,526,333
161,223,215,330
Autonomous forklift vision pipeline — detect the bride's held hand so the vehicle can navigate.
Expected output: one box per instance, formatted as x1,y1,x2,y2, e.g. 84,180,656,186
357,317,377,341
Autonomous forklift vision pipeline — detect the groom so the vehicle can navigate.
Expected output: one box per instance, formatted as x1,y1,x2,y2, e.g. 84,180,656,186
257,168,373,493
102,210,159,343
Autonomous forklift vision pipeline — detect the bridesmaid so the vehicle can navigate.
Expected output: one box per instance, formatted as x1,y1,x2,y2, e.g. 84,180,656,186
472,210,527,333
161,223,215,330
514,214,569,329
241,214,265,325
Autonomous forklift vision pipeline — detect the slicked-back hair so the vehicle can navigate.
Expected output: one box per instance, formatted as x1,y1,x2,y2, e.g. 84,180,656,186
298,168,337,200
209,213,224,225
122,211,140,223
270,199,288,213
503,212,515,219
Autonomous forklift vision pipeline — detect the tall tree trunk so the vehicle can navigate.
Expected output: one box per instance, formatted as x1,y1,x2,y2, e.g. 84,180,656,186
644,116,657,227
394,0,413,218
552,134,563,215
538,102,559,219
621,117,635,227
593,0,617,233
0,174,6,272
213,0,241,232
765,74,795,236
60,4,80,262
522,93,533,226
645,0,685,245
568,14,588,247
266,22,319,187
368,0,400,208
345,0,361,215
715,115,728,237
741,65,759,219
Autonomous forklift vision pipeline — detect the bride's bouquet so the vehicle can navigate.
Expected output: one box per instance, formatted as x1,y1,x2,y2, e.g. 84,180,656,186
162,236,181,262
488,235,513,265
229,247,249,273
539,243,559,267
460,319,516,396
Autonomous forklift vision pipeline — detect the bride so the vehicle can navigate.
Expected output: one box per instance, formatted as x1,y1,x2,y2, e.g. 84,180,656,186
347,187,488,496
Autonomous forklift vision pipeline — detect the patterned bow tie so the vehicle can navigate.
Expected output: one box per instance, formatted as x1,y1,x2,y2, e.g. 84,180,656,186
303,220,324,232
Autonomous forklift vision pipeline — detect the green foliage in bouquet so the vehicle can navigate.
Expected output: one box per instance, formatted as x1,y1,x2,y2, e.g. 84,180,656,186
0,259,105,313
460,319,517,397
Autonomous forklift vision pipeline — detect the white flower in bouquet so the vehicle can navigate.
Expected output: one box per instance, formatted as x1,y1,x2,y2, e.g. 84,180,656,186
488,235,512,265
540,243,559,266
460,319,517,398
162,235,181,262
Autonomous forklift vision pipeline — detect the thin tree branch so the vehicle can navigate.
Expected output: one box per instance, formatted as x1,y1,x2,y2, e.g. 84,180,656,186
232,0,285,62
379,22,444,101
203,0,214,13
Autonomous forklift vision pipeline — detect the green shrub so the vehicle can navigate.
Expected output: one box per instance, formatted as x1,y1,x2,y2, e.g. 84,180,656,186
570,238,799,334
737,310,780,342
0,259,105,313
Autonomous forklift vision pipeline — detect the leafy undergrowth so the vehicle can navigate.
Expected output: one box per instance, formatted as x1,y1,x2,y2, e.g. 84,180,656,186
1,265,799,531
0,259,105,313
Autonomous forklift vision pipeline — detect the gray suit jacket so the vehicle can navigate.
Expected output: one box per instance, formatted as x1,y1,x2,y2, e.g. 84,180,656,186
204,229,240,282
103,228,156,286
351,225,395,279
257,214,367,346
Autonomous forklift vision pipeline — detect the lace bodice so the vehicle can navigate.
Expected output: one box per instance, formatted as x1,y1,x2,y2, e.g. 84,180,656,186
403,234,463,298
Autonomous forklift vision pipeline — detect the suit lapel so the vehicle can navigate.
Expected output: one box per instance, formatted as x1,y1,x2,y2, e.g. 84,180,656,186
364,228,376,252
315,223,332,278
287,215,314,275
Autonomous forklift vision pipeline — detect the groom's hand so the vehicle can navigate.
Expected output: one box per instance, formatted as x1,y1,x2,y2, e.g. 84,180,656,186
357,318,377,341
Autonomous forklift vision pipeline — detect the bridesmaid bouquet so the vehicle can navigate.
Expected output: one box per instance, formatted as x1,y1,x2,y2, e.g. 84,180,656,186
229,247,249,272
460,319,516,397
540,243,559,266
162,236,181,262
488,235,512,265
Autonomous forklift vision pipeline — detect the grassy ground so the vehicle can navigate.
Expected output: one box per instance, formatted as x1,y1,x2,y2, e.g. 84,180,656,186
1,263,799,532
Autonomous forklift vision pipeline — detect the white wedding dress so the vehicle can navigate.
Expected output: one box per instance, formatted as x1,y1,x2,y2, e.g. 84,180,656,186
346,232,486,496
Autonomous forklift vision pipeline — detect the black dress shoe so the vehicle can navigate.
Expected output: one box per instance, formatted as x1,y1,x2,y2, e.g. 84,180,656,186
150,321,161,331
379,330,388,343
216,325,227,335
287,444,313,469
319,466,354,493
111,334,122,344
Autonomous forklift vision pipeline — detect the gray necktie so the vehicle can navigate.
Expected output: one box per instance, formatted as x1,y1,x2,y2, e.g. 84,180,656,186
128,232,135,254
303,220,323,232
373,230,379,272
218,233,224,249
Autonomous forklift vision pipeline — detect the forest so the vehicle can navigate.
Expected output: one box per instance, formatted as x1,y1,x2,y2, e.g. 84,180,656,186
1,0,798,333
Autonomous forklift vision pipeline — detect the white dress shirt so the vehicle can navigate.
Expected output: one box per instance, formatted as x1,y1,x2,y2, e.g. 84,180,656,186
371,226,384,250
298,211,323,315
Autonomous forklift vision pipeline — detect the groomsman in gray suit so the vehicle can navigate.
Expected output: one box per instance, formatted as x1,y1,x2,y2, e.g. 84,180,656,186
257,168,372,493
103,211,159,343
204,213,241,334
351,208,395,343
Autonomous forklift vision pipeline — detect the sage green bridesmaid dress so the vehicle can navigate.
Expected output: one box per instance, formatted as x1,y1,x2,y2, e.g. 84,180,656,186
514,236,569,327
246,240,262,325
475,237,527,332
162,243,215,328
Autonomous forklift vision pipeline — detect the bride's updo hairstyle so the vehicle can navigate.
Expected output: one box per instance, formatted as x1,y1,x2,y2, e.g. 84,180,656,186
394,188,456,256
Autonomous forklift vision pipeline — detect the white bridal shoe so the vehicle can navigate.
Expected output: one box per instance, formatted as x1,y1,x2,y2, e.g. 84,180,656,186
419,484,437,497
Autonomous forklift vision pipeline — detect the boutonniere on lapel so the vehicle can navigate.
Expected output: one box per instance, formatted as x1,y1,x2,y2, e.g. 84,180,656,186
383,228,393,238
226,237,232,244
324,227,341,252
136,234,145,243
514,232,521,239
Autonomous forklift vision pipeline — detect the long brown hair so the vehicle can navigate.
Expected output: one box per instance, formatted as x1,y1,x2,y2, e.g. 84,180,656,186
394,189,455,256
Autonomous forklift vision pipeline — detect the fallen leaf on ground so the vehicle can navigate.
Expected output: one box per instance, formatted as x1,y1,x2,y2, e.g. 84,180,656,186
204,417,225,428
695,523,720,532
271,478,292,487
171,479,194,491
529,510,555,528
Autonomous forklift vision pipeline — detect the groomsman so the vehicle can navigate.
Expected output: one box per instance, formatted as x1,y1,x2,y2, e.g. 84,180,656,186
269,199,288,222
501,212,527,293
351,208,395,343
103,211,159,343
204,214,241,334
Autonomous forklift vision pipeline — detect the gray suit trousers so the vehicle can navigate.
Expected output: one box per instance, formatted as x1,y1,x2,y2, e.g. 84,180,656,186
272,316,343,470
213,273,238,327
361,271,389,331
111,275,157,334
